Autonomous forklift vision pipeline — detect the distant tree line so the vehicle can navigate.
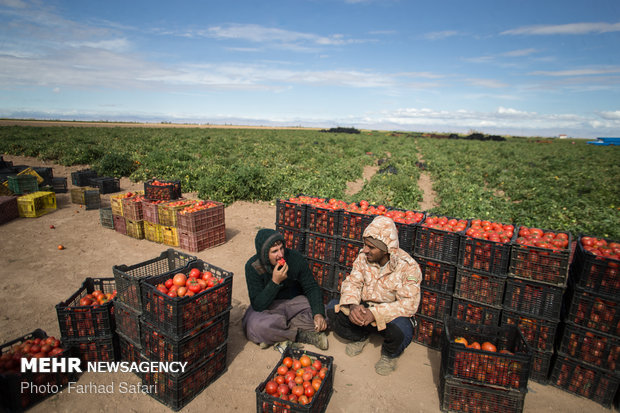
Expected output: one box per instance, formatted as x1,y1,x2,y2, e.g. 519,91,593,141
320,127,361,134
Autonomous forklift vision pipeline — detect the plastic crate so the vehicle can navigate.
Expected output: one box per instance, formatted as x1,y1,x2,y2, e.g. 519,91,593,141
142,310,229,366
414,218,463,264
114,300,143,346
530,348,553,384
126,219,145,240
0,195,19,225
88,176,120,194
329,265,349,292
51,176,67,193
140,343,227,411
7,175,38,194
334,238,362,268
439,376,526,413
454,267,506,307
451,296,502,326
305,232,336,262
142,198,166,224
141,259,232,337
56,277,116,340
158,199,195,227
338,209,374,241
70,186,99,206
0,329,75,412
256,347,334,413
110,190,144,217
419,286,453,320
459,232,514,275
570,236,620,299
276,198,307,230
276,225,306,254
113,214,127,235
144,221,163,243
32,167,53,186
306,203,340,236
387,209,420,254
565,285,620,336
16,167,44,184
67,335,118,363
503,277,565,319
118,331,142,362
112,249,197,313
71,169,98,186
417,256,457,293
122,194,146,221
509,229,572,286
176,200,225,233
321,287,340,306
162,225,179,247
179,225,226,252
306,257,334,289
500,310,559,352
550,352,620,408
144,179,182,201
17,191,56,217
558,322,619,373
441,316,533,390
0,180,12,196
99,207,114,229
413,313,444,350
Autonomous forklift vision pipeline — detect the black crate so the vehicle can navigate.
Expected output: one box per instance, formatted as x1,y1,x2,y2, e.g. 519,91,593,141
89,176,121,194
276,225,306,254
71,169,98,186
114,300,143,347
565,285,620,336
305,257,333,289
330,265,351,292
0,329,76,412
256,348,334,413
56,277,116,340
550,352,620,408
117,331,142,362
530,348,553,384
509,229,572,287
451,296,502,326
304,232,336,262
454,267,506,307
140,343,227,411
306,203,340,236
142,310,229,366
413,313,444,350
51,177,67,193
99,207,114,229
144,179,182,201
439,376,526,413
500,309,559,352
338,209,374,241
321,287,340,306
420,286,453,320
503,276,565,319
32,167,53,186
67,334,119,363
141,260,233,337
0,156,12,169
558,322,620,373
0,195,19,225
441,316,533,391
276,198,307,230
417,256,457,294
571,235,620,299
112,249,197,313
414,217,464,264
459,232,514,276
385,210,420,254
334,238,362,268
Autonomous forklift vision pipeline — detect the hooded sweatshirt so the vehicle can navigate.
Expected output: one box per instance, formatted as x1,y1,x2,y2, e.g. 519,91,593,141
245,228,325,316
337,215,422,330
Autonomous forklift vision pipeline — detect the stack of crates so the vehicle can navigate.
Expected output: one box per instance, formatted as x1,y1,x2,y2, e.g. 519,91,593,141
71,169,98,187
7,175,38,195
145,179,184,248
109,190,144,236
176,201,226,252
550,235,620,408
55,278,118,365
503,227,572,384
121,193,147,239
439,317,533,413
70,186,101,209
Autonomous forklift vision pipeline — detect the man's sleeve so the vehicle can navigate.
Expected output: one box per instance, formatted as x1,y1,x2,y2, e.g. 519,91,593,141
245,260,281,312
336,255,365,313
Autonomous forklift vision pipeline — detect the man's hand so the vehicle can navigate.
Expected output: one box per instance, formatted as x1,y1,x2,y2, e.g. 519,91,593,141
314,314,327,332
272,261,288,284
349,304,375,326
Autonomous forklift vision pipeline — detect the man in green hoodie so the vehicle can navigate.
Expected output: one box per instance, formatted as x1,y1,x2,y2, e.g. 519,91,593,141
242,228,328,351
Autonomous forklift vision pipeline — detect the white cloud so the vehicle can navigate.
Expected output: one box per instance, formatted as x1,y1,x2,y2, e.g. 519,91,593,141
529,67,620,76
67,38,131,53
466,78,508,88
424,31,459,40
502,22,620,35
598,110,620,120
501,48,538,57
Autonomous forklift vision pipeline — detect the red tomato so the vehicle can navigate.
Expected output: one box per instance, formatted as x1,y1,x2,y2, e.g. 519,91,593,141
304,386,315,398
312,359,322,371
173,273,187,287
188,268,201,278
265,380,278,395
277,365,288,376
283,356,293,369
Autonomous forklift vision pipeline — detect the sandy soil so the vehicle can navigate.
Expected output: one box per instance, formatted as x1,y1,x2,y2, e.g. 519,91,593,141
0,154,616,413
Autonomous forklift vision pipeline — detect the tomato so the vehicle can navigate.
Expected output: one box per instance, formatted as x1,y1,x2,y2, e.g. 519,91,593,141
189,268,201,278
187,278,202,293
173,273,187,287
300,355,312,367
49,347,64,357
278,258,286,266
312,378,322,392
177,286,187,297
201,271,214,281
467,342,481,350
454,337,468,346
265,380,278,395
277,384,289,396
481,342,497,352
91,290,104,299
156,284,168,294
165,278,174,289
312,359,322,371
302,371,313,382
304,386,315,398
79,297,93,306
292,385,304,397
283,356,293,368
277,365,289,376
167,290,177,298
292,359,302,371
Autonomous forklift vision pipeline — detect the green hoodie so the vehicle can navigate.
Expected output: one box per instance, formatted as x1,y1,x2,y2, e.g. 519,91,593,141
245,228,325,316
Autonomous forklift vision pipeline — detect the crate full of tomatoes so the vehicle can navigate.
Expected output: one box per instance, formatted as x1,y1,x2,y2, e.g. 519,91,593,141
305,232,336,262
55,277,117,340
276,225,306,254
276,197,308,230
414,216,467,264
570,235,620,298
70,335,119,363
144,179,182,201
338,202,375,241
0,329,75,412
419,287,453,320
158,199,196,227
565,285,620,335
453,267,506,307
413,313,445,350
122,193,146,221
500,310,558,353
439,375,526,413
179,225,226,252
502,277,564,320
306,257,333,289
176,200,225,233
334,238,362,268
256,348,334,413
458,220,516,275
451,296,502,327
417,257,457,294
112,249,197,313
110,190,144,217
509,227,572,286
558,322,619,373
441,316,533,391
305,197,343,236
141,260,233,338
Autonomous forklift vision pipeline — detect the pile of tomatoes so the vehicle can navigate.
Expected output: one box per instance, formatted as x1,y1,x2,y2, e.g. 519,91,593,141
581,236,620,260
261,354,329,409
178,200,220,215
514,226,569,250
421,216,467,232
0,335,65,373
154,268,224,299
562,326,619,371
77,289,117,307
420,289,451,319
465,220,514,243
145,179,181,201
336,240,361,267
455,270,504,306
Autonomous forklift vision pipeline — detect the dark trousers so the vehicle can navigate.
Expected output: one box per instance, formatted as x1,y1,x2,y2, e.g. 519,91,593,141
325,299,415,358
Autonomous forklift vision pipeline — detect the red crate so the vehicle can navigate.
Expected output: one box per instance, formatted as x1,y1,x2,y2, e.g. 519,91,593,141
276,225,306,254
451,296,502,326
176,200,225,232
566,285,620,336
454,267,506,307
179,225,226,252
417,256,457,294
305,232,336,262
0,195,19,225
419,286,452,320
306,204,340,236
503,277,564,319
144,179,182,201
440,376,526,413
335,239,362,268
500,310,559,352
276,199,307,230
558,322,619,373
122,195,146,221
413,313,444,350
142,198,166,224
306,257,333,289
571,235,620,299
113,214,127,235
114,300,143,346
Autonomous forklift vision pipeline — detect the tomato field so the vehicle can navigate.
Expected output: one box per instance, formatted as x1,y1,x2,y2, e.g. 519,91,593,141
0,125,618,239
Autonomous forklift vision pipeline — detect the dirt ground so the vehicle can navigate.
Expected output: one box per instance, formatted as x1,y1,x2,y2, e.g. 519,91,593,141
0,154,616,413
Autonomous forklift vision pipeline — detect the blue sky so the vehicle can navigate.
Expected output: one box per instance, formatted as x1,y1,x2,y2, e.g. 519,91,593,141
1,0,619,138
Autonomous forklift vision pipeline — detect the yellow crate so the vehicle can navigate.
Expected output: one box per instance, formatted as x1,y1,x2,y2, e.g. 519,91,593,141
110,190,144,216
158,199,195,227
17,167,44,184
0,181,12,196
70,186,98,204
161,225,179,247
17,191,57,217
144,221,163,243
126,219,145,239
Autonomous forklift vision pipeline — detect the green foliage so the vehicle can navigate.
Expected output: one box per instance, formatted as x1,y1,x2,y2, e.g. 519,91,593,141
92,152,137,177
